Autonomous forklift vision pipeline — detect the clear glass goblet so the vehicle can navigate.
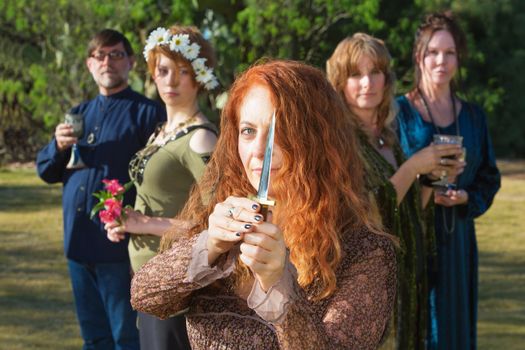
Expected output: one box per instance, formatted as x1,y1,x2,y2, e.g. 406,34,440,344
432,134,464,193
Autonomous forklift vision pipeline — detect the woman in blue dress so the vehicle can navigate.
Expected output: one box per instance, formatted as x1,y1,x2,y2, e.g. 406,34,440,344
396,12,501,350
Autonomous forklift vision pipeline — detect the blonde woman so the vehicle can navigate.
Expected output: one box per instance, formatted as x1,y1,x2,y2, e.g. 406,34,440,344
327,33,463,349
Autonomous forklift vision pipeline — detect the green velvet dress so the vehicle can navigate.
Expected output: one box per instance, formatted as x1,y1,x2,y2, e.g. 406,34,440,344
360,133,436,350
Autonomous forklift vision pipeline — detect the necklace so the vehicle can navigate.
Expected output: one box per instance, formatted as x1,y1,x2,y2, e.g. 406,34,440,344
376,133,385,148
417,87,460,235
129,110,207,185
366,120,385,149
162,109,201,137
417,87,459,136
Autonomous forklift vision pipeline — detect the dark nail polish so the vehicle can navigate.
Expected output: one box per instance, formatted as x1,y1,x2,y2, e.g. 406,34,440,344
244,224,252,229
235,232,241,237
252,204,259,210
254,215,262,222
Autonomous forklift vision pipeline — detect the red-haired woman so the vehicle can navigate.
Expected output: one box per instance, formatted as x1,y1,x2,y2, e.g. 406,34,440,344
130,60,396,349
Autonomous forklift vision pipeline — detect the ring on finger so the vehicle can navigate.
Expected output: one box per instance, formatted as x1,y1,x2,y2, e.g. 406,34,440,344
440,158,447,165
227,206,235,218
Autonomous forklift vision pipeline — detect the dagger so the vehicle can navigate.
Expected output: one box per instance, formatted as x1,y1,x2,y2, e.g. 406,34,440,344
251,110,276,219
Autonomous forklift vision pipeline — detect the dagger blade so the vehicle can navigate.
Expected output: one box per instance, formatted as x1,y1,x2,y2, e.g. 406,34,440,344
256,110,276,202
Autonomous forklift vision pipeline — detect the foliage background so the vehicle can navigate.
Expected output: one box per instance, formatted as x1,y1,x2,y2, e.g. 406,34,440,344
1,0,524,163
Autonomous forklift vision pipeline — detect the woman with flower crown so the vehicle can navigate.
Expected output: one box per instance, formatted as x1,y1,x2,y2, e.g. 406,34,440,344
129,60,396,349
103,25,219,350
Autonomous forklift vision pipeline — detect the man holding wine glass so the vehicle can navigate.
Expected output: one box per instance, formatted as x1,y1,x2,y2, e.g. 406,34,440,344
37,29,165,350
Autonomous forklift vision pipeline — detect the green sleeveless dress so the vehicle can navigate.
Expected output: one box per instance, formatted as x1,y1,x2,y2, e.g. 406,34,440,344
128,123,217,272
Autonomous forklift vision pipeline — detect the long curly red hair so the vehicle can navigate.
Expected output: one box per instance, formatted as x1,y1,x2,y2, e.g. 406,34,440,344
161,60,378,299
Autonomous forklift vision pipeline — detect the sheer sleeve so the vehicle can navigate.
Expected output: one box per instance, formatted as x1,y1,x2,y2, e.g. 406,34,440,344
130,230,237,319
247,229,397,349
459,107,501,219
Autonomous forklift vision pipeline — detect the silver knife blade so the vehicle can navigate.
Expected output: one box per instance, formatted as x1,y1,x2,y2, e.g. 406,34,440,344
256,110,276,202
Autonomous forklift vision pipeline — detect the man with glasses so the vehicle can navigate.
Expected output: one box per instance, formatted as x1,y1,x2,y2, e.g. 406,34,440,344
36,29,165,350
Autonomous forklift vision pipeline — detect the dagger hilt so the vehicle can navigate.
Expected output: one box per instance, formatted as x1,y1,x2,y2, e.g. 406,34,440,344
249,195,276,221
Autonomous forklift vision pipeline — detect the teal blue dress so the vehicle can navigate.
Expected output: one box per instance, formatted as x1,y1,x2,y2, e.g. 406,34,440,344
395,96,501,350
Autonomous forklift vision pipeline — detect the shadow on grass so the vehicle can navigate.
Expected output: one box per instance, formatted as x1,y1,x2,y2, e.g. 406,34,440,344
478,249,525,350
0,231,63,273
479,250,525,299
479,250,525,272
0,184,62,212
0,229,78,345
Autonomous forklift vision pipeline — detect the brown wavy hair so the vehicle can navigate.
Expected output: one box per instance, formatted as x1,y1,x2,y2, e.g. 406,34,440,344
326,33,397,147
161,59,378,300
412,11,467,92
145,24,216,92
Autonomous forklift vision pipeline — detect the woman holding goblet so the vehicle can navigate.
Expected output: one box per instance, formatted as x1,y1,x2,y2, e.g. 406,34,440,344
104,25,219,350
396,12,501,349
130,60,396,349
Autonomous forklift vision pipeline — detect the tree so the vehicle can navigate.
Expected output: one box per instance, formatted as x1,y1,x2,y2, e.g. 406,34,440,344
0,0,523,163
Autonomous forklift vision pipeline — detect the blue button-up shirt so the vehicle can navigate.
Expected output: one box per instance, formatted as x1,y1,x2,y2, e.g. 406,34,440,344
37,87,165,263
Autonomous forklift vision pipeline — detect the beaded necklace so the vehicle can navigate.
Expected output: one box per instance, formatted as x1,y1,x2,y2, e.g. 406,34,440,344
129,110,204,185
158,109,201,145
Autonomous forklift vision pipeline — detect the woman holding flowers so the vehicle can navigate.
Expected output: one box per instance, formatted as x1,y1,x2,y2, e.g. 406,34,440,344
104,25,218,350
130,60,396,349
326,33,464,349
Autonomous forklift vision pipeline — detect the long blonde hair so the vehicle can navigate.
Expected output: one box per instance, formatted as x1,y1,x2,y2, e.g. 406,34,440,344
326,33,397,146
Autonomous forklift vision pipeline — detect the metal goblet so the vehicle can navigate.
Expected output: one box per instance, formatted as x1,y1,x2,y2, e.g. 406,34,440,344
64,112,86,169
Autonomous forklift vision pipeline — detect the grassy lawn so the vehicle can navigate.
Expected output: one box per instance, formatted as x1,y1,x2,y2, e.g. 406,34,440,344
476,160,525,349
0,167,81,349
0,162,523,349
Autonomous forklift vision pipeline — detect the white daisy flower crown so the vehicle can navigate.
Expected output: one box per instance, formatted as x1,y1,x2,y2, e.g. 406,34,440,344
144,27,219,90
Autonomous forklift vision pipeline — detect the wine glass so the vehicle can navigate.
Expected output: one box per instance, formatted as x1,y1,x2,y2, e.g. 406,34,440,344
64,112,86,169
432,134,464,193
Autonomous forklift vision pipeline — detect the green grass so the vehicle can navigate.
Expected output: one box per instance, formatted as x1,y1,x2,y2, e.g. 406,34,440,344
0,163,524,349
476,161,525,349
0,168,81,350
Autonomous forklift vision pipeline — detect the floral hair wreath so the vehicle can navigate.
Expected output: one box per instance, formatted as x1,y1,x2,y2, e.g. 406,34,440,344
143,27,219,90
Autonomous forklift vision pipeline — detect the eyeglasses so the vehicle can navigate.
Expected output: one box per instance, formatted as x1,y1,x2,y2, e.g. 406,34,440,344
90,51,127,61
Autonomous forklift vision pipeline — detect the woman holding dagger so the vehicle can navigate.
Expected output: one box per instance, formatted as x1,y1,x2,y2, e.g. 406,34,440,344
131,60,396,349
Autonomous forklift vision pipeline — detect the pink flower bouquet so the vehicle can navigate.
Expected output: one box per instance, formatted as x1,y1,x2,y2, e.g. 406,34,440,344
90,179,133,224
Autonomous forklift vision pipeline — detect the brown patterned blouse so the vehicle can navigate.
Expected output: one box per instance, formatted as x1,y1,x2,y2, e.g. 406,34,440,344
131,226,397,350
